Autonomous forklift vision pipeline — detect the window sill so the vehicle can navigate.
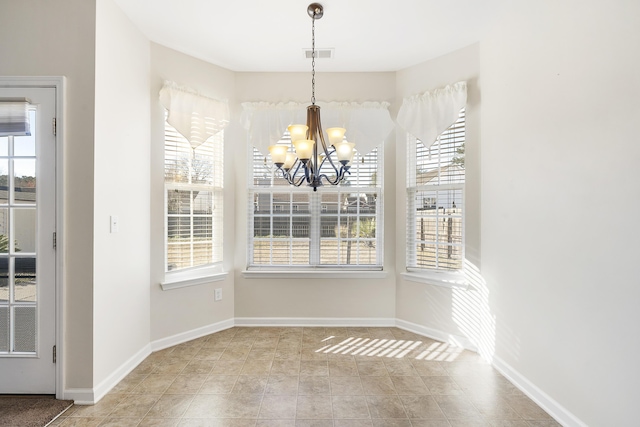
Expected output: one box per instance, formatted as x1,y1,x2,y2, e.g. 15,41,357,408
242,270,387,280
160,271,228,291
401,271,469,290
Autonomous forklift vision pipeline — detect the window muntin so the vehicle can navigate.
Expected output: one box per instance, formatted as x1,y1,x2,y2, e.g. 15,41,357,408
164,118,223,272
249,133,383,269
407,109,465,271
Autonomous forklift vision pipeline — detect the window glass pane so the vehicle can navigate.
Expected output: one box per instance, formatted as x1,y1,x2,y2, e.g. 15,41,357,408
13,110,36,157
14,306,36,352
167,190,191,215
0,258,7,302
14,208,36,253
14,159,36,204
407,109,465,272
0,208,7,254
0,306,8,352
15,257,36,302
0,160,7,205
0,137,8,156
249,135,382,268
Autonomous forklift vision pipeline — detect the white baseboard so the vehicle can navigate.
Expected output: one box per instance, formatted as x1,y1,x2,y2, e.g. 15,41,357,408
234,317,396,327
492,355,587,427
395,319,478,352
64,343,152,405
150,318,235,352
62,388,95,405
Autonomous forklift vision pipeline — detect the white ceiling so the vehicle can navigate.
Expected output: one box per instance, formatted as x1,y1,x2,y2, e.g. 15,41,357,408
113,0,505,72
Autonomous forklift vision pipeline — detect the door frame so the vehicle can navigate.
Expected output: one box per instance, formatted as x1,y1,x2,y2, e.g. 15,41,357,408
0,76,65,398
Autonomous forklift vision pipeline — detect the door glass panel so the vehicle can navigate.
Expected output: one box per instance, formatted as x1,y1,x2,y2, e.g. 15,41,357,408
14,306,36,352
15,258,36,303
0,258,7,303
0,209,7,254
13,159,36,205
0,307,8,352
13,111,36,157
0,107,40,357
0,160,7,205
14,208,36,253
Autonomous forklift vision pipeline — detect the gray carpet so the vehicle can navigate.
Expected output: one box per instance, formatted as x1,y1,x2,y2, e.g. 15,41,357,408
0,396,73,427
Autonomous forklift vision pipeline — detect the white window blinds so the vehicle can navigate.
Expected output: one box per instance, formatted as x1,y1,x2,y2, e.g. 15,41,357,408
407,109,465,271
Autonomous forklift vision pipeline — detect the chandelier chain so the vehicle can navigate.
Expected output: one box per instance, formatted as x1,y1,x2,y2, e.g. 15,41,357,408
311,13,316,105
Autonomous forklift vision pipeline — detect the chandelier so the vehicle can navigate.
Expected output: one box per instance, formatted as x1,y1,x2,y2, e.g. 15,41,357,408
268,3,356,191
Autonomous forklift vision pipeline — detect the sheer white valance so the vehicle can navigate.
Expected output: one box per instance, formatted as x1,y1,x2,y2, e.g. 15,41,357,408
0,98,31,137
396,81,467,149
241,101,394,156
159,81,229,149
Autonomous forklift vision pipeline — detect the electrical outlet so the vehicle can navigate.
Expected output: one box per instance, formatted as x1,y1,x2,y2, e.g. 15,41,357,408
214,288,222,301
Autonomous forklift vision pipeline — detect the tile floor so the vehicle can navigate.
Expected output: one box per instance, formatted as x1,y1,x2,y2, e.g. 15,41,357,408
54,327,559,427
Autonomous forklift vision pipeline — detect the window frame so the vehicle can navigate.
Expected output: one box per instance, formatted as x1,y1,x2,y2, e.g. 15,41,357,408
404,109,468,288
246,136,384,273
161,116,225,289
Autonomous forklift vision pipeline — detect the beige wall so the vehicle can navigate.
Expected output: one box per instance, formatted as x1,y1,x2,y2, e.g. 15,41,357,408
233,72,397,320
149,44,236,341
94,0,150,386
0,0,97,390
394,44,483,339
479,2,640,425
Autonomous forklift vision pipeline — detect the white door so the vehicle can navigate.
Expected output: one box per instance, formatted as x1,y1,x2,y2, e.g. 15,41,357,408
0,87,56,393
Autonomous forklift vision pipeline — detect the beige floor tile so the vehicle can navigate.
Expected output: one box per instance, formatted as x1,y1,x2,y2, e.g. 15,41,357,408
199,375,238,394
334,419,373,427
232,375,268,394
501,396,553,421
109,394,162,418
410,361,447,376
271,360,301,375
133,375,178,395
184,394,262,418
97,418,144,426
146,395,194,418
193,348,224,361
382,360,418,377
390,376,430,395
266,375,299,395
421,376,463,396
398,395,445,419
296,395,333,419
356,361,388,376
182,359,216,375
433,395,483,420
330,376,364,395
259,394,298,419
257,420,296,427
298,376,331,395
110,374,149,394
137,418,180,426
329,360,359,376
242,360,274,375
211,360,245,375
166,374,207,394
332,395,370,419
69,394,126,417
300,360,329,376
59,418,106,427
179,418,257,426
59,327,555,427
366,396,407,419
360,376,396,395
407,420,451,427
294,420,333,427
